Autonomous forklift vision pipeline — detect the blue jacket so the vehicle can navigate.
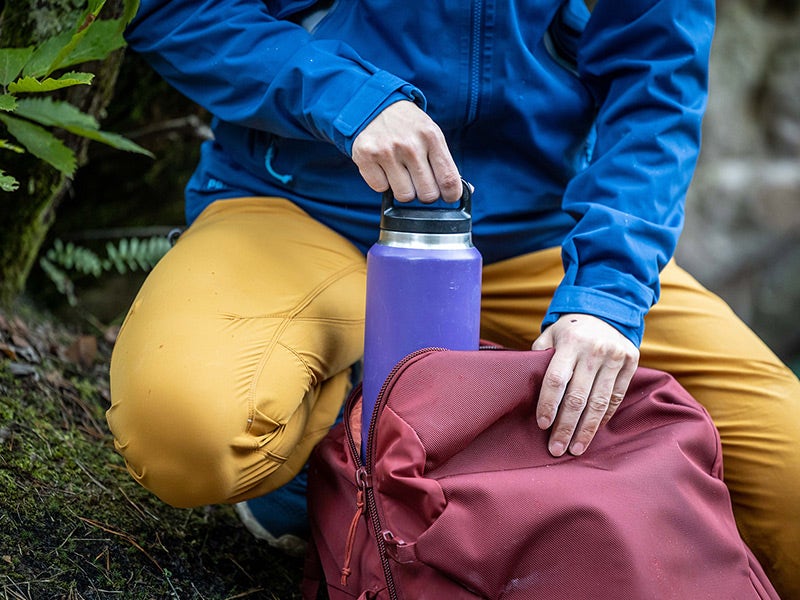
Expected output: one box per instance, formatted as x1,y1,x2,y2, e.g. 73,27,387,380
125,0,715,346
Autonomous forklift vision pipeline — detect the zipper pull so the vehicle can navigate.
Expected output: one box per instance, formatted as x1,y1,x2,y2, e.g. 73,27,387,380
381,530,417,564
341,468,371,586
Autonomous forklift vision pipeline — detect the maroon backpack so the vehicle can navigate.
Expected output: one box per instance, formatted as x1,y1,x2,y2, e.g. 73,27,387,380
303,348,778,600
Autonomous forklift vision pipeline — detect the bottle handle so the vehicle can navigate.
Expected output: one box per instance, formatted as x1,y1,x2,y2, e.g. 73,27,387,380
381,178,473,217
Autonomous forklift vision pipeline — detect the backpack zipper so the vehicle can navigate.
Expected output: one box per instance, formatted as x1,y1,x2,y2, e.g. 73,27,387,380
343,347,447,600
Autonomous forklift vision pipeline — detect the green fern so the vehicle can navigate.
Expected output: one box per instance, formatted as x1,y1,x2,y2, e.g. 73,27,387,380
40,235,171,306
104,236,172,274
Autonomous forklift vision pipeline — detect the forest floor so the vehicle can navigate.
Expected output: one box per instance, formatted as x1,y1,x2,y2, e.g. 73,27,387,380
0,303,306,600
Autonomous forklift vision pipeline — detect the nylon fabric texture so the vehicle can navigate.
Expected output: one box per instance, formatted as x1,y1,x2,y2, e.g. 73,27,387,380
306,348,780,600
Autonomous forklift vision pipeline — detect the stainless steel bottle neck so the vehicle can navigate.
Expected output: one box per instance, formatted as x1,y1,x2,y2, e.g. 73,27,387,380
377,230,474,249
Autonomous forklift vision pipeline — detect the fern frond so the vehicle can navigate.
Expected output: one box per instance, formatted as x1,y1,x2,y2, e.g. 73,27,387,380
40,235,171,305
105,236,170,274
46,238,104,276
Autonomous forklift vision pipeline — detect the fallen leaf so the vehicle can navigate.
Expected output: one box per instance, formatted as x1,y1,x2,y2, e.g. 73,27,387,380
66,335,98,368
0,343,17,360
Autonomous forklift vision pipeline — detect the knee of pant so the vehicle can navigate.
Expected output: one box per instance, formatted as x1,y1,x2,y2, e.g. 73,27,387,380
107,380,242,508
107,352,321,508
106,353,293,508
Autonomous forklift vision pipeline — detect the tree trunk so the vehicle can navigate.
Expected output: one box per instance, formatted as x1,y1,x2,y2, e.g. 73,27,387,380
0,0,125,307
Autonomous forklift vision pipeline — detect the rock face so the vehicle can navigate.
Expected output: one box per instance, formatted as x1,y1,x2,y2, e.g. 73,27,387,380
678,1,800,361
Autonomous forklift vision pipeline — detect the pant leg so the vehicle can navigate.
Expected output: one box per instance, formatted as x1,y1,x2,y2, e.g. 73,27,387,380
644,260,800,600
481,248,800,598
107,197,366,508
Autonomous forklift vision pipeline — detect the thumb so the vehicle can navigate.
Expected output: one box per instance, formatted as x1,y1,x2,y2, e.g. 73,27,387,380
531,327,554,351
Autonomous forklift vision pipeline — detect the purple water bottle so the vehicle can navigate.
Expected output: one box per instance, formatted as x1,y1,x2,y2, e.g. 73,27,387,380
361,181,482,458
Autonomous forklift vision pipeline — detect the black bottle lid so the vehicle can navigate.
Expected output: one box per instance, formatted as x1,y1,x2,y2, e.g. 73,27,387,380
380,180,473,235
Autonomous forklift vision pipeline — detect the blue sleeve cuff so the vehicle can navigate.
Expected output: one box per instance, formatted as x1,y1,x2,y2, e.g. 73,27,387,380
333,71,425,155
543,285,646,347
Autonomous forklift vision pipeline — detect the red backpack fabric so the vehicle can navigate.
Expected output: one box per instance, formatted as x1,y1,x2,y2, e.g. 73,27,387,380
303,348,779,600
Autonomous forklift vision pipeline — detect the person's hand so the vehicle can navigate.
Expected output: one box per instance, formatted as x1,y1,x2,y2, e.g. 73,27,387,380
351,100,462,203
532,313,639,457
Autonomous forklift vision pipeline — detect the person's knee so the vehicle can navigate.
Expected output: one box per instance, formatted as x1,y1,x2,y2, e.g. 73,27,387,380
107,338,326,508
107,372,251,507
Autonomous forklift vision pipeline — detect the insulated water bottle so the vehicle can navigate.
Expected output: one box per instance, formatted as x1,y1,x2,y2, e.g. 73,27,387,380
361,182,483,457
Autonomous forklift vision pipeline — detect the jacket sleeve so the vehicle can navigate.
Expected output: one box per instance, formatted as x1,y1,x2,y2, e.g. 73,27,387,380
542,0,715,346
124,0,423,155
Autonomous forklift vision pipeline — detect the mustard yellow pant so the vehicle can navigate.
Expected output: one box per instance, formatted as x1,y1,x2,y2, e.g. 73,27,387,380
108,197,800,597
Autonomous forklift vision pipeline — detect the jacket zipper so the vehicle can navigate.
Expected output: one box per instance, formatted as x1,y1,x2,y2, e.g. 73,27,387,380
466,0,483,124
344,347,447,600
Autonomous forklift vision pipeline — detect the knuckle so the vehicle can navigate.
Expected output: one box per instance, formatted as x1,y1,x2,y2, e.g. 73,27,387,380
418,122,443,143
609,392,625,407
563,391,587,411
586,395,609,413
537,401,557,418
543,370,568,390
359,144,392,164
416,187,440,202
589,340,621,361
607,346,628,363
394,188,416,202
552,425,576,441
439,172,462,193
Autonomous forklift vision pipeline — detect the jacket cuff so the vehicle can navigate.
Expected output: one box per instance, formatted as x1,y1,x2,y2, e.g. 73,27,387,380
332,71,425,155
542,285,646,347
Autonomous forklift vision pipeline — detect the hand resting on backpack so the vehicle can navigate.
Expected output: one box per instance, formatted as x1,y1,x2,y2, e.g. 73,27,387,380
532,313,640,457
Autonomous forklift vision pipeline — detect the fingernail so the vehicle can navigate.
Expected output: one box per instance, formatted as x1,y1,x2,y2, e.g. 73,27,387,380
537,416,550,429
570,442,585,455
550,441,565,456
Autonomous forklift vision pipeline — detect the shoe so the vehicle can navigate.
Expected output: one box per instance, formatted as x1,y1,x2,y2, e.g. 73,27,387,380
234,464,309,557
235,369,355,556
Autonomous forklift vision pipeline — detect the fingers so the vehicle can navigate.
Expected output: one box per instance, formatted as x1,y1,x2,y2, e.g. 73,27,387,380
351,100,462,203
427,140,462,203
532,314,640,457
549,359,633,457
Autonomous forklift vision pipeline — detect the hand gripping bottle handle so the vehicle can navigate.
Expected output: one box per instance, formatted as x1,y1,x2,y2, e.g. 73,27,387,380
361,181,483,458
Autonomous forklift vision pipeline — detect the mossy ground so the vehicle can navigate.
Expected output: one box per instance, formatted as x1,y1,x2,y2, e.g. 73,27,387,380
0,306,306,600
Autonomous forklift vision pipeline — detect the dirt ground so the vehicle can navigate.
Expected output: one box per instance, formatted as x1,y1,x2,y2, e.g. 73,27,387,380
0,305,306,600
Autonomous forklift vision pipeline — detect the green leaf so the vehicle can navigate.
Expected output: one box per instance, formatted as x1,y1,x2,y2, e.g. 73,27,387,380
41,2,111,76
39,256,78,306
57,19,127,71
0,170,19,192
15,97,99,129
0,48,35,86
23,9,128,78
23,33,71,78
0,114,76,177
15,98,154,157
121,0,141,31
89,0,107,13
0,95,18,112
72,127,154,156
8,72,94,94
